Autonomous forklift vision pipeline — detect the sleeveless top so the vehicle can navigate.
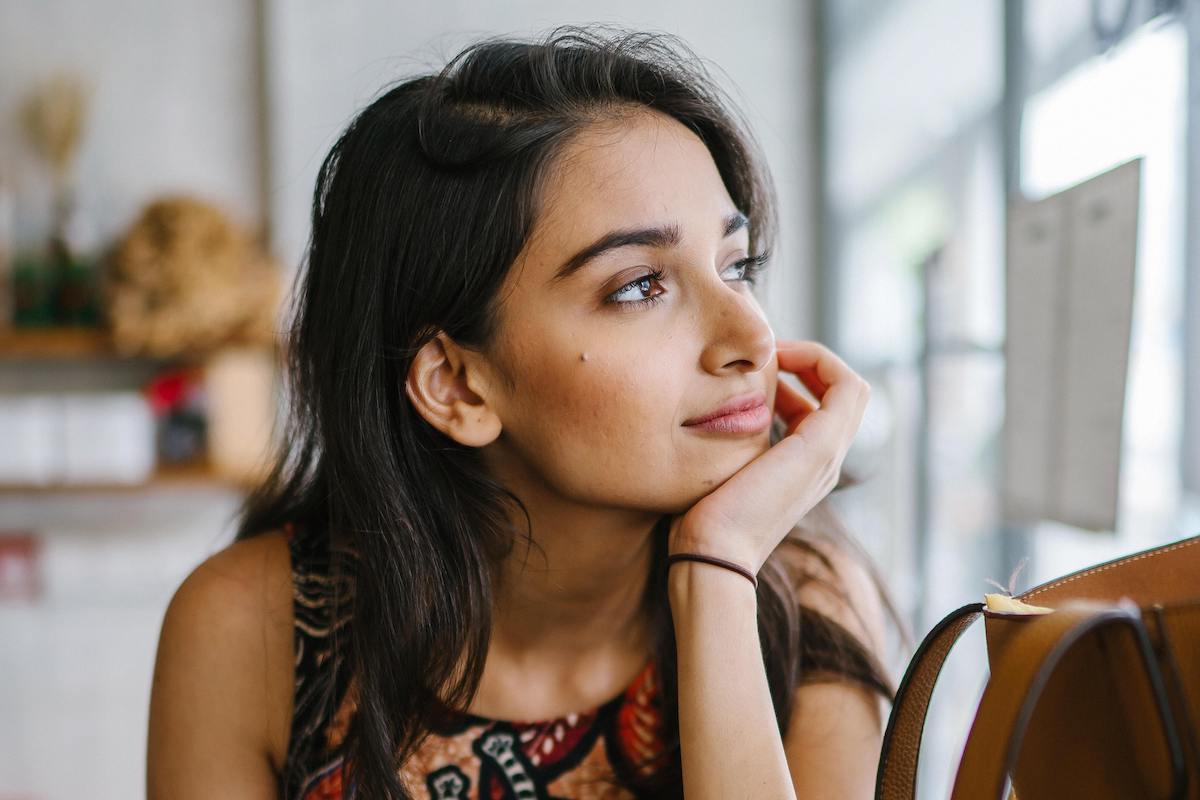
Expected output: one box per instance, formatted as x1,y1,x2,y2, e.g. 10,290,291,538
281,522,670,799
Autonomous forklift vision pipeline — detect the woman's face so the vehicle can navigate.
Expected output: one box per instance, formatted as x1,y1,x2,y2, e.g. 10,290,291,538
480,108,778,514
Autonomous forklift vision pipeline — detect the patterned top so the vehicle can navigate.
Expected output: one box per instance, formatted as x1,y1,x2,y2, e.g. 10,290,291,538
282,522,670,799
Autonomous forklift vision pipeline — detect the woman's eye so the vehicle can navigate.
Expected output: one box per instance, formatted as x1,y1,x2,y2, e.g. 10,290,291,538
605,269,665,308
721,254,770,285
602,253,771,311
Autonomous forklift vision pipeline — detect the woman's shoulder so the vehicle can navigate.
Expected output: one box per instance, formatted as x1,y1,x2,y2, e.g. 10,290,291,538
175,529,294,608
163,529,295,666
148,528,296,794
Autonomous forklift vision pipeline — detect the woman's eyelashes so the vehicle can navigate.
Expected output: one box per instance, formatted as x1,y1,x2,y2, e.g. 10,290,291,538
727,251,770,285
602,253,771,311
606,268,667,309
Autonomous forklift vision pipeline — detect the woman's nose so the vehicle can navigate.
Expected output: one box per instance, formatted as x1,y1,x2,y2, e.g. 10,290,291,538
697,282,775,375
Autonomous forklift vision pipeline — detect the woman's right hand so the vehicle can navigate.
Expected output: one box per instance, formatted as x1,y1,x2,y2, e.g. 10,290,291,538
666,339,871,576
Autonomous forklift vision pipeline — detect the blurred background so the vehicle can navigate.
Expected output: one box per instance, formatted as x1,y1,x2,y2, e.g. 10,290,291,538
0,1,1197,798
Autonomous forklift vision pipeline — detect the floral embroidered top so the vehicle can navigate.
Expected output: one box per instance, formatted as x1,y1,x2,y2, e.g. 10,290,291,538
282,522,669,799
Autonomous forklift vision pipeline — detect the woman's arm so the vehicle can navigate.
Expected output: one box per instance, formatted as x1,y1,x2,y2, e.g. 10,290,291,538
670,540,888,800
146,533,293,799
670,559,797,799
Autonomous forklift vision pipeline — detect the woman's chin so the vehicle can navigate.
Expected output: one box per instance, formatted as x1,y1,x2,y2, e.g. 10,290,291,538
675,463,756,507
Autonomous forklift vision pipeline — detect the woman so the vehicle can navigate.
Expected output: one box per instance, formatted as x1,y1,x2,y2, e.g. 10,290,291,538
147,26,902,799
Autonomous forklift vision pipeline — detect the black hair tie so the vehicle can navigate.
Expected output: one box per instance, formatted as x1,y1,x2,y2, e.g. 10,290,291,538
666,553,758,589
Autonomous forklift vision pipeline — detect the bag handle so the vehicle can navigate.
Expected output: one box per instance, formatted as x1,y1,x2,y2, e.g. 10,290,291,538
949,603,1186,800
875,602,983,800
875,533,1200,800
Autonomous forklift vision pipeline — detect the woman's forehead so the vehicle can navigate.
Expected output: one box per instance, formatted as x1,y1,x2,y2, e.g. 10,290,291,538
520,112,742,277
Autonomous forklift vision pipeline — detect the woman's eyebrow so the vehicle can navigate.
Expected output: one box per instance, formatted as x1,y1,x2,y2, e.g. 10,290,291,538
722,210,749,239
548,211,749,285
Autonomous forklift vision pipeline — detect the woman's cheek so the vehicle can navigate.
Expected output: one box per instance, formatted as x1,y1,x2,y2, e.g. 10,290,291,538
559,355,652,436
565,372,627,431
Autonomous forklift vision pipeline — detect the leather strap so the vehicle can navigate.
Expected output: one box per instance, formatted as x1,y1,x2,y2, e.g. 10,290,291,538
875,602,982,800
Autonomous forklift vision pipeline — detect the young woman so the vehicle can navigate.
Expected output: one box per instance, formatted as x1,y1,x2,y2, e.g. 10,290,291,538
147,26,902,800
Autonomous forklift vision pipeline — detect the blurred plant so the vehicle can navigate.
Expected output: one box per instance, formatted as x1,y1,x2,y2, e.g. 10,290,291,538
18,74,99,326
20,74,87,186
20,74,89,255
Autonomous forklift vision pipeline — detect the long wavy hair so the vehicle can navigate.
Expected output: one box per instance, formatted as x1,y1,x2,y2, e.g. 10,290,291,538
235,25,906,799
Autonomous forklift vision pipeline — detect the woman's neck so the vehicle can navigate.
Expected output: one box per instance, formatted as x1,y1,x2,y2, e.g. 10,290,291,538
461,465,664,721
490,503,660,660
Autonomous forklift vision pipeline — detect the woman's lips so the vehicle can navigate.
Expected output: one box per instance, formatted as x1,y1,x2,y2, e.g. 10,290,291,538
682,391,771,433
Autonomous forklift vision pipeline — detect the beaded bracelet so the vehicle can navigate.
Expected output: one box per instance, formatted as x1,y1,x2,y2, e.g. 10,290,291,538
666,553,758,589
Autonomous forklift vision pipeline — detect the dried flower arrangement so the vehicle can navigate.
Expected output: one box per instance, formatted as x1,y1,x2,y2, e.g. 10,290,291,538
104,196,282,357
20,74,87,197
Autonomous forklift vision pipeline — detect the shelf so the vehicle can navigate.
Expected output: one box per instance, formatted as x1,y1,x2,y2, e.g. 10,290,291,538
0,461,258,493
0,328,280,495
0,327,116,358
0,326,279,361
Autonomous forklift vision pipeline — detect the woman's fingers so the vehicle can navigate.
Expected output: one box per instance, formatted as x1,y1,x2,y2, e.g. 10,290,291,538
775,340,870,438
775,340,848,400
774,375,816,431
806,376,870,448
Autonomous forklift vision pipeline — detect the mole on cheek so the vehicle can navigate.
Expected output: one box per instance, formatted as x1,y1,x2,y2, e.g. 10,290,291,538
579,352,589,362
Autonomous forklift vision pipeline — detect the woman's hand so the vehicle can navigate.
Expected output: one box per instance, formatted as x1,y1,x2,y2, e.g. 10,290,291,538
667,339,871,575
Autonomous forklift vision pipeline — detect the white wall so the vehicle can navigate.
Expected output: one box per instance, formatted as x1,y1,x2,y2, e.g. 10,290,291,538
0,490,242,800
0,1,263,251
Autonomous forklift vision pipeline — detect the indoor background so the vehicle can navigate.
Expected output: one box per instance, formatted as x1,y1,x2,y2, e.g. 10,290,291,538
1,1,1197,799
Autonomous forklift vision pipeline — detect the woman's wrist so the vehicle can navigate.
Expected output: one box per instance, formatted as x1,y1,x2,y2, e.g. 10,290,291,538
667,524,759,576
667,556,759,614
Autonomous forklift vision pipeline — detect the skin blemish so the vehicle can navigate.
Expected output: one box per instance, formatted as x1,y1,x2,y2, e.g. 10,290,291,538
579,352,589,362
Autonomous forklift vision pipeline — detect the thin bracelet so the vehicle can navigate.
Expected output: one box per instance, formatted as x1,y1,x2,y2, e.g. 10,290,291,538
666,553,758,589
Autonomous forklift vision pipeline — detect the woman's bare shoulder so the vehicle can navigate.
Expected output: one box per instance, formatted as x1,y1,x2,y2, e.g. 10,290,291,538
147,529,295,799
171,530,294,619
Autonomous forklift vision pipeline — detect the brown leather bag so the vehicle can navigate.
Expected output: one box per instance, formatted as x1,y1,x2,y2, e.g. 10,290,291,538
875,533,1200,800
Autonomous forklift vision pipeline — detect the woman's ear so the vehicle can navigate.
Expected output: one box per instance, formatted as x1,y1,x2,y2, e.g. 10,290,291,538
405,332,502,447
